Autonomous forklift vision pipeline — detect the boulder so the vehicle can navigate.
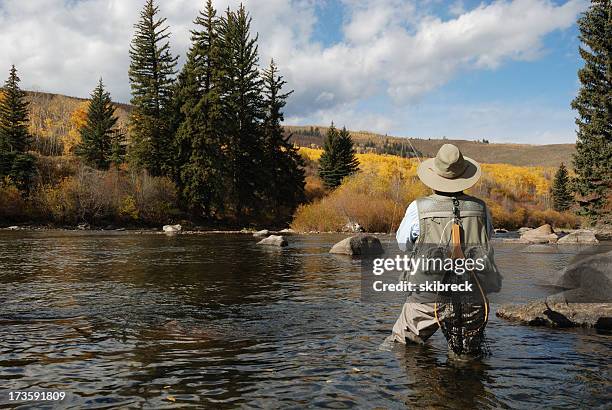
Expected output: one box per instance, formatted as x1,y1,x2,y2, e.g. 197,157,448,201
77,223,91,230
593,226,612,241
520,224,558,244
163,224,182,233
253,229,270,237
557,229,599,244
550,250,612,302
7,226,20,230
496,300,612,329
330,234,384,256
279,228,296,234
494,228,509,234
518,227,533,234
257,235,288,247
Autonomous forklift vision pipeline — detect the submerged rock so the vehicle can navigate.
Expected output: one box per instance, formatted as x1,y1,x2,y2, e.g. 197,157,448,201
253,229,269,237
330,234,384,256
163,224,182,233
557,229,599,244
257,235,288,247
521,244,558,253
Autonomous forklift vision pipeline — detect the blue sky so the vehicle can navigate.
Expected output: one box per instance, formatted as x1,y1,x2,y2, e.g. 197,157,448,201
0,0,588,143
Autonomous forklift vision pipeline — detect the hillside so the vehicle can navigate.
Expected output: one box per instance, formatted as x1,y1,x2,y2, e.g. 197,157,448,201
23,92,574,167
286,125,575,168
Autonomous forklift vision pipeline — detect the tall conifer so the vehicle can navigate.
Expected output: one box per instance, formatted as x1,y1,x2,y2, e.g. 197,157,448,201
128,0,177,176
262,59,305,220
0,65,30,153
551,163,573,212
0,65,35,190
570,0,612,223
218,5,266,221
319,125,359,188
174,0,225,216
76,79,119,170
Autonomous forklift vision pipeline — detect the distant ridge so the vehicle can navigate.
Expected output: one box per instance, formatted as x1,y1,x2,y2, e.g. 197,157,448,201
23,91,574,167
285,125,575,168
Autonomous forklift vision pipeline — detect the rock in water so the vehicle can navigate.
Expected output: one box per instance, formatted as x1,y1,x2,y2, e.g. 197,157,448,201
496,301,612,329
497,250,612,329
257,235,288,247
330,234,384,256
163,224,182,233
557,229,599,244
551,250,612,302
520,224,558,244
253,229,269,237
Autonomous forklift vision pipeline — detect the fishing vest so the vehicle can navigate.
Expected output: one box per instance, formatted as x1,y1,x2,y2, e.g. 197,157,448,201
409,193,502,297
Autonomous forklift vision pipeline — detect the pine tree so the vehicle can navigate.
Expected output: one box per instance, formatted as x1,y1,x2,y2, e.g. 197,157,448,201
128,0,177,176
570,0,612,223
551,163,573,212
76,79,119,170
218,5,266,221
261,59,305,220
0,65,36,191
318,124,359,188
0,65,30,153
173,0,226,216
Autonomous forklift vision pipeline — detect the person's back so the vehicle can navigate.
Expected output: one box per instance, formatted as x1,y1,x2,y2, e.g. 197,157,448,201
390,144,501,354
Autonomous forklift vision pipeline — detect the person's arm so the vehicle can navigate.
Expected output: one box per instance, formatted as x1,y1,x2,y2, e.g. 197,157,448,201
396,201,419,251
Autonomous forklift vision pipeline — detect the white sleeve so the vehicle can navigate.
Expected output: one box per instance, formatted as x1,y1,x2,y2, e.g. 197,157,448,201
396,201,419,251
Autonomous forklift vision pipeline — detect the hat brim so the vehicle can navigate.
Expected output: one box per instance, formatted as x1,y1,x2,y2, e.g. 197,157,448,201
417,156,481,193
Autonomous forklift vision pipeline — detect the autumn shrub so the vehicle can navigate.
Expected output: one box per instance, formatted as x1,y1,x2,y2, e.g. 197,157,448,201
35,166,179,226
293,148,579,232
292,167,428,232
0,179,29,221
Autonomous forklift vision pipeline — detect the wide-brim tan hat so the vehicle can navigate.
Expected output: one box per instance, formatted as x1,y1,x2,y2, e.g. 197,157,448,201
417,144,481,193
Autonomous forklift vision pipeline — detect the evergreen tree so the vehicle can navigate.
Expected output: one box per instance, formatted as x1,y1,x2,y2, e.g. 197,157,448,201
76,79,119,170
0,65,30,153
173,0,225,216
551,163,573,211
261,59,305,220
128,0,178,176
218,5,266,221
318,124,359,188
570,0,612,223
0,65,36,191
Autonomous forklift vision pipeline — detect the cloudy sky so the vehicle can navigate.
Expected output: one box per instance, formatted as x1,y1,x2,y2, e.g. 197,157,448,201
0,0,588,143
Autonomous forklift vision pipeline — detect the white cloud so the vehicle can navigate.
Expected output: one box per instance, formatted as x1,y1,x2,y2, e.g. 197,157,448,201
0,0,587,142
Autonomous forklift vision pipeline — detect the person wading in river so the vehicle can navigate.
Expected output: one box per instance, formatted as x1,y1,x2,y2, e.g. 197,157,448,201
390,144,502,355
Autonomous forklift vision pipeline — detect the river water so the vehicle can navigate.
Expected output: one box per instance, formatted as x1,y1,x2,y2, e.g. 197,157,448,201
0,231,610,408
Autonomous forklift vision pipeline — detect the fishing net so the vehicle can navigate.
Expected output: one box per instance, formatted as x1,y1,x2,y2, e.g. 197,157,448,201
435,270,489,357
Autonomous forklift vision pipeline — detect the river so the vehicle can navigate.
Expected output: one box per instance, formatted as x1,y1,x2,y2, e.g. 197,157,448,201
0,231,610,408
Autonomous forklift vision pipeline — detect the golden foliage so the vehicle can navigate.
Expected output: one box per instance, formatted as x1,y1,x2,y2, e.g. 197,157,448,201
294,148,576,231
62,102,89,155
